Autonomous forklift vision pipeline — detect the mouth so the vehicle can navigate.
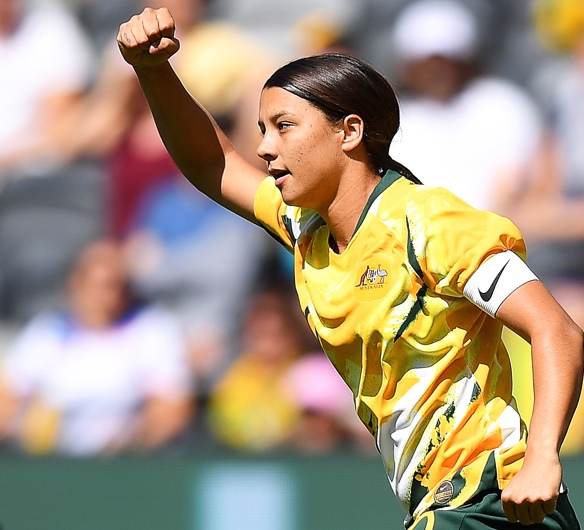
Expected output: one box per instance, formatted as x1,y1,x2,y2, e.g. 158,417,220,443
268,168,290,187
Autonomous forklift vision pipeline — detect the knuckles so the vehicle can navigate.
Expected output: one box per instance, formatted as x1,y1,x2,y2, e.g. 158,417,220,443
117,7,177,62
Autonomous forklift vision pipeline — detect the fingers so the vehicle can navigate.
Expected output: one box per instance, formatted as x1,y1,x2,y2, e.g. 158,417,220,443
526,503,546,525
502,497,558,525
542,497,558,516
117,8,178,61
156,8,176,39
120,8,166,49
139,7,173,50
502,500,518,524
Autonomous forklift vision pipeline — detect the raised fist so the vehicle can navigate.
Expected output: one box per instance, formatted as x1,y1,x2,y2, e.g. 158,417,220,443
117,7,180,68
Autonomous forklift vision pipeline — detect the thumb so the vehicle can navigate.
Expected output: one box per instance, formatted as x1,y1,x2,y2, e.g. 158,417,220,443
149,35,180,56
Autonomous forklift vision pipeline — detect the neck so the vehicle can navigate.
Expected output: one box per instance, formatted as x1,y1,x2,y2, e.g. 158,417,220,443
322,168,381,254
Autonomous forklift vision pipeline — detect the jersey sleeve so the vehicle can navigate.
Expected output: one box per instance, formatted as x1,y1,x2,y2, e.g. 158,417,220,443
253,176,300,253
407,187,528,298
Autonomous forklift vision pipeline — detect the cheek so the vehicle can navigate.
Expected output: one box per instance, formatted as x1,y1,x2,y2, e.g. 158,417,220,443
296,133,332,165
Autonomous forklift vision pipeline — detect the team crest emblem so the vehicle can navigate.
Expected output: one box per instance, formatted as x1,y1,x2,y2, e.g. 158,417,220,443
356,264,388,287
354,264,389,301
434,480,454,505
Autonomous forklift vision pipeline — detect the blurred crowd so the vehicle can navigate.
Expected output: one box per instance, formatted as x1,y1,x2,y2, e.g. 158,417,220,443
0,0,583,458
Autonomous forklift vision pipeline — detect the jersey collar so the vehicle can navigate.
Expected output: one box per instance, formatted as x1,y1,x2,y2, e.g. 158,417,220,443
352,170,403,237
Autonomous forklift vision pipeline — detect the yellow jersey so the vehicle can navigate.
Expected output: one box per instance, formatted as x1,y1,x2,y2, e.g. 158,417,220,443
254,170,529,520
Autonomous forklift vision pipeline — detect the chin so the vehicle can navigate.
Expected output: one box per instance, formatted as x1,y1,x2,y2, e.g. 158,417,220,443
280,184,314,210
281,191,304,208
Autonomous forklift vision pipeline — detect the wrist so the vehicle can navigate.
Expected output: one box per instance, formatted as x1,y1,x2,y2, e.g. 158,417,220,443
133,60,172,77
525,439,561,461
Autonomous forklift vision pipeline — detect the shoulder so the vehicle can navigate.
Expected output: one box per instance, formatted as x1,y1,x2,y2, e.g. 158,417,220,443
4,311,70,367
254,176,324,248
122,305,181,331
15,311,71,340
397,184,522,246
373,179,461,221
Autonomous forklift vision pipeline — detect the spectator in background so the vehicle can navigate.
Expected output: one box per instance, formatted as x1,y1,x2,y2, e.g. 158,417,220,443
63,0,194,237
207,285,371,455
206,286,308,453
0,0,103,324
286,352,375,455
0,0,94,177
0,238,194,456
63,0,276,391
124,177,270,394
69,0,277,237
388,0,544,214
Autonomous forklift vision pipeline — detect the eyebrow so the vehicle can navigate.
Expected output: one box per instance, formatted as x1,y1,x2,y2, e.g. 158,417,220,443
259,110,296,125
272,111,294,119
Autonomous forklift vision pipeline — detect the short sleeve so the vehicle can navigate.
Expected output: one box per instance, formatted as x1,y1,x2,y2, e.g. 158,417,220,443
407,188,527,297
253,177,298,253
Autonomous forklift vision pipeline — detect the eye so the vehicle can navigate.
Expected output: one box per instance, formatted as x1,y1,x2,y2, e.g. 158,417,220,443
277,121,293,131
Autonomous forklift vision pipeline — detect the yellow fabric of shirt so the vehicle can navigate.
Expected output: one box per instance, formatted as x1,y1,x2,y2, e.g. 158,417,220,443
253,170,529,519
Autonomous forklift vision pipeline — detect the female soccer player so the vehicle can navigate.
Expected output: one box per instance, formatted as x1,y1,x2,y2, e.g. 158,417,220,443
117,8,583,528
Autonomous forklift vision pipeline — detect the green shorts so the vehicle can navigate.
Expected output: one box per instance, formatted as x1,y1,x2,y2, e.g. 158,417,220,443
409,490,580,530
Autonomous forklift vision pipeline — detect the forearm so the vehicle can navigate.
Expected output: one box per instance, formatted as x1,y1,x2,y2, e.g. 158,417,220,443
494,274,583,522
496,280,584,454
118,7,264,221
134,62,231,198
527,320,584,456
133,61,262,221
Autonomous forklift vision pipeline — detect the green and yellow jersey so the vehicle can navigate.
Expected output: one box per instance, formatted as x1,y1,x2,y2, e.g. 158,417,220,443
254,170,533,521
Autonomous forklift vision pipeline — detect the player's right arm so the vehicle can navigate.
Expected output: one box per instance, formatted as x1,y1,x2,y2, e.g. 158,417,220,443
116,7,266,224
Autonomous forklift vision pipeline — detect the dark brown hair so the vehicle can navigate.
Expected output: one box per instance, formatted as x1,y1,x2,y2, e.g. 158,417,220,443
263,53,421,184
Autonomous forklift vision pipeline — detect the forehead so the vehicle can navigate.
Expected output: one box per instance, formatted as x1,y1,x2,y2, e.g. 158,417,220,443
259,87,320,120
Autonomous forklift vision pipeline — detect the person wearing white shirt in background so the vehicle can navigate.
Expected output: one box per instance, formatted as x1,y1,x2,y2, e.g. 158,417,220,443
388,0,544,214
0,238,194,456
0,0,94,177
0,0,101,328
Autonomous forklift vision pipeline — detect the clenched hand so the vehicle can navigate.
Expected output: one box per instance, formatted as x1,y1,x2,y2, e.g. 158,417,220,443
117,7,180,69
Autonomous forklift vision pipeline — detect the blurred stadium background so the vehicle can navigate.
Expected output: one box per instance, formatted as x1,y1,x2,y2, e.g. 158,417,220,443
1,0,584,527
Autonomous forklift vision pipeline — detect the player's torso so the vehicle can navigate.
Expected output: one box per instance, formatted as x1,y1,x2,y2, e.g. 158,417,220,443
292,183,524,518
293,182,486,423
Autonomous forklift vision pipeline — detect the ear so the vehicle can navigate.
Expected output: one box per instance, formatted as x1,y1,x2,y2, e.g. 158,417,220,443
341,114,365,153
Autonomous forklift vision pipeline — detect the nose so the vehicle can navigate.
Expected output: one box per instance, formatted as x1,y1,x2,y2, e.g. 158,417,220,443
256,134,277,163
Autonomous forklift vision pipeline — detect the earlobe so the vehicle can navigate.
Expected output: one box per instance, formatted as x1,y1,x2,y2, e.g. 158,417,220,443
341,114,365,152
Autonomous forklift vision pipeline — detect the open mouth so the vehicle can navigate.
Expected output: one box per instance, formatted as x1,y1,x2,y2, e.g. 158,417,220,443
269,168,290,186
